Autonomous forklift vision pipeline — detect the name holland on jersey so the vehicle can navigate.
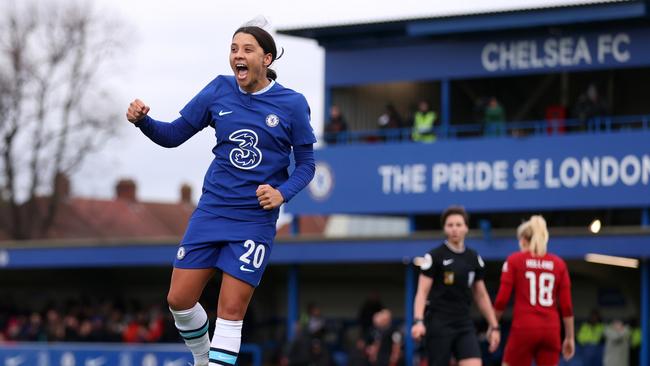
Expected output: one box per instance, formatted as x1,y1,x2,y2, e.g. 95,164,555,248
525,259,554,271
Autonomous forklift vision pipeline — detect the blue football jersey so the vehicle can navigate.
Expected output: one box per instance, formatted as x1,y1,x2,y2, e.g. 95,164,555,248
180,76,316,223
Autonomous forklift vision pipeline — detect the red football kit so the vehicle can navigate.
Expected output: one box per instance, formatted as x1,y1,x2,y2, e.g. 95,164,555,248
494,251,573,366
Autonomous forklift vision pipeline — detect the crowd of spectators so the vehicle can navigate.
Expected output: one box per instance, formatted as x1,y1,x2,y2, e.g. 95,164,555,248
322,83,618,145
2,299,641,366
0,299,179,344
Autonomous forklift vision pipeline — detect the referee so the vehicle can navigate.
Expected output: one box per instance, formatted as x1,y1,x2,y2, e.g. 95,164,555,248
411,206,500,366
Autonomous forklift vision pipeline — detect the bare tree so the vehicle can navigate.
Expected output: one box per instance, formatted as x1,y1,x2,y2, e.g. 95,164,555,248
0,1,128,239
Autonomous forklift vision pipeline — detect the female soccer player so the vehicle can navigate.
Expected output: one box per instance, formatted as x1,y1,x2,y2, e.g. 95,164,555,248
411,206,500,366
493,215,575,366
126,22,316,366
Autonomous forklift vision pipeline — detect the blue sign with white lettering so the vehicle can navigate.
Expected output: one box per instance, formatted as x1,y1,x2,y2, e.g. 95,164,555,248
326,27,650,85
0,343,192,366
0,343,262,366
287,131,650,214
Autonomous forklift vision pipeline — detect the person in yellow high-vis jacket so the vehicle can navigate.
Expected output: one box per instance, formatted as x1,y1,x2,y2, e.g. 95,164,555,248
411,100,437,142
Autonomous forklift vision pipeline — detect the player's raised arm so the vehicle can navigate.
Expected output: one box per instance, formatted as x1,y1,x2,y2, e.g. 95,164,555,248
126,98,201,148
126,99,150,123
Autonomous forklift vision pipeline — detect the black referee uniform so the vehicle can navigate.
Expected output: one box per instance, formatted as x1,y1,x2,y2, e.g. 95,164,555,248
420,241,486,365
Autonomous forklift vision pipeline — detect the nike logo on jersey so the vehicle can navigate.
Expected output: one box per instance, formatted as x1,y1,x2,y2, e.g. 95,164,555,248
219,110,233,116
240,265,255,272
443,259,454,266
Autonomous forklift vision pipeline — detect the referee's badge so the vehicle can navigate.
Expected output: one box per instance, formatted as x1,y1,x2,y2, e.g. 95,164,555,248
176,246,186,260
444,271,454,285
265,114,279,127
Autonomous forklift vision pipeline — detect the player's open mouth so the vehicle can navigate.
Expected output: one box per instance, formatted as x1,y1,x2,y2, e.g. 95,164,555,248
235,63,248,80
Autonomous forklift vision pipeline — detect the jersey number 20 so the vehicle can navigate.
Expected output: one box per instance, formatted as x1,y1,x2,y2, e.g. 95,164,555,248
239,240,265,269
525,271,555,307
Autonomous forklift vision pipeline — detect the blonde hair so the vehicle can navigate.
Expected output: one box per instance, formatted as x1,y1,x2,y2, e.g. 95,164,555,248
517,215,549,256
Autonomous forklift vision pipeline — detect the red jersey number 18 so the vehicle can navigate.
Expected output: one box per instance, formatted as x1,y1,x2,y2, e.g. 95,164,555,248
525,271,555,307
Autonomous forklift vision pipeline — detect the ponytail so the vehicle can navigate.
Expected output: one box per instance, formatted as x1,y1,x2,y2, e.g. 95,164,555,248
517,215,549,256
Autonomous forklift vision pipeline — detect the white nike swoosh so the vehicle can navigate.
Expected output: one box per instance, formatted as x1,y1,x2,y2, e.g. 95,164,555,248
443,259,454,266
163,359,185,366
239,265,255,272
85,357,106,366
219,110,233,116
6,356,25,366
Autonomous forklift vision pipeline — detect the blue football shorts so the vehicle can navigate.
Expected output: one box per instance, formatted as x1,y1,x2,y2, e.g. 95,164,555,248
173,208,276,287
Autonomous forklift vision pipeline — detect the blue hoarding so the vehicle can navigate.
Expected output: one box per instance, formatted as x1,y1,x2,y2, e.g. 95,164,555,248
327,26,650,85
0,343,261,366
287,131,650,214
0,343,192,366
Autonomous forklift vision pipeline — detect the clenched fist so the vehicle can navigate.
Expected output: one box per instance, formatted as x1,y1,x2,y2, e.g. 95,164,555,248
256,184,284,210
126,99,150,123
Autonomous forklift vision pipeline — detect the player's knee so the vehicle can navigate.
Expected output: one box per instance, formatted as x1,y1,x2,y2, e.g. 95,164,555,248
218,301,246,319
167,292,193,311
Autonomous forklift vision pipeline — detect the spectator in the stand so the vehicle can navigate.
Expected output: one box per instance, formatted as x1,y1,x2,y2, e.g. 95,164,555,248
358,292,384,340
348,338,371,366
283,323,312,366
283,322,334,366
122,311,150,343
23,312,46,341
301,302,326,339
309,337,334,366
577,309,605,366
377,104,404,141
366,309,403,366
411,100,437,143
603,319,630,366
572,83,608,131
484,97,506,137
324,105,348,145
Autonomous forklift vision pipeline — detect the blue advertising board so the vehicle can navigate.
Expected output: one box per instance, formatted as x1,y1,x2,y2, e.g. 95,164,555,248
326,26,650,85
0,343,261,366
0,343,192,366
287,131,650,214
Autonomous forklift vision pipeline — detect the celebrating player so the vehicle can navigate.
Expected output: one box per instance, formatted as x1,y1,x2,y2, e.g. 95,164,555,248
494,215,575,366
411,205,500,366
126,20,316,366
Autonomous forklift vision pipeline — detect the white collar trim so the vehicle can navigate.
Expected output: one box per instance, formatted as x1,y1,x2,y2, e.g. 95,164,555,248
239,79,275,95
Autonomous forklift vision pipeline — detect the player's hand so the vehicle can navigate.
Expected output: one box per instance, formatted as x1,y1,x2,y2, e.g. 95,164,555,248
256,184,284,210
126,99,150,123
410,322,426,341
562,337,575,360
487,328,500,353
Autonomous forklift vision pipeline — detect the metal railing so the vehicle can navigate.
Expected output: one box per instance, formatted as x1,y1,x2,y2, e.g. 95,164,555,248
321,114,650,145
